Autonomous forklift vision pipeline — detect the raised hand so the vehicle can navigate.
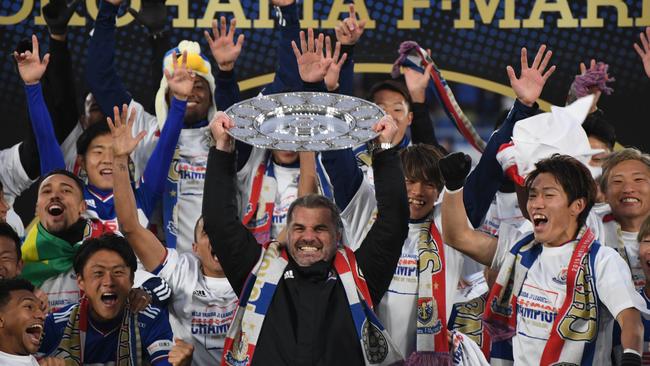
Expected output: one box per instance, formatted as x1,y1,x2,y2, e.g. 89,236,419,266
634,27,650,79
292,28,333,83
506,45,556,107
164,51,195,101
43,0,81,36
204,16,245,71
439,152,472,191
404,49,433,103
335,4,366,45
127,0,167,34
323,36,347,91
372,115,399,145
14,35,50,85
209,111,235,152
108,104,146,157
127,288,152,313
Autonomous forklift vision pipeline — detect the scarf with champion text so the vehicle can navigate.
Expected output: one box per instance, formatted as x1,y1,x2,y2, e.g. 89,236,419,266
221,241,403,366
54,297,141,365
483,227,599,365
406,217,450,365
448,294,492,361
242,153,332,244
20,220,107,287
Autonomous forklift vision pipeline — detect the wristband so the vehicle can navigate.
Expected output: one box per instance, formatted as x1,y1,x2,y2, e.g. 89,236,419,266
622,349,642,366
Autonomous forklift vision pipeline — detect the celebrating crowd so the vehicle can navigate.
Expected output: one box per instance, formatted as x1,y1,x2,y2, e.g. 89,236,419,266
1,0,650,365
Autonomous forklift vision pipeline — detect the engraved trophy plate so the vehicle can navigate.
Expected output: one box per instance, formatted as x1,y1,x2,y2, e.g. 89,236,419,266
224,92,385,151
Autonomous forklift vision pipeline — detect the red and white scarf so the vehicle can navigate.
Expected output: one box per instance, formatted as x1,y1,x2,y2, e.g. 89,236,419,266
484,227,599,364
222,242,403,366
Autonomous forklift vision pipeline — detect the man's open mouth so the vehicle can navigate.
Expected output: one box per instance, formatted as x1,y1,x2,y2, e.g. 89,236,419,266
100,168,113,177
101,292,119,307
25,324,43,343
46,203,64,216
532,213,548,228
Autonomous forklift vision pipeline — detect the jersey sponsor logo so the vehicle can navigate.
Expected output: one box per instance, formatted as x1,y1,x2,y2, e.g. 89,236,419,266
146,339,173,355
193,289,207,297
552,268,568,285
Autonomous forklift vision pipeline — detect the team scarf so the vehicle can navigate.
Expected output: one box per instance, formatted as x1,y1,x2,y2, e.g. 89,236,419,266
242,153,332,244
392,41,486,153
354,135,410,169
54,297,141,365
484,227,599,365
448,294,492,361
602,213,645,290
407,217,450,365
222,241,403,366
20,220,107,287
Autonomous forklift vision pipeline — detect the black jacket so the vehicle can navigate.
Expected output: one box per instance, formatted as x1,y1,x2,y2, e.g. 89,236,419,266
202,147,408,366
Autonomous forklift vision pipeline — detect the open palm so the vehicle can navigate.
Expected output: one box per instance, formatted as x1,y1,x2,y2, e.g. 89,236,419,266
165,51,195,100
634,27,650,79
507,45,555,106
108,104,146,157
204,16,244,71
292,29,332,83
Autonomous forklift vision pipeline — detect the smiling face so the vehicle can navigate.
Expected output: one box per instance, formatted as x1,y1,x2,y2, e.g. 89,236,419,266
287,207,340,267
77,249,133,322
605,159,650,231
406,179,439,220
183,77,211,126
527,173,584,246
0,289,45,355
81,133,114,190
36,174,86,234
373,89,412,143
0,237,22,280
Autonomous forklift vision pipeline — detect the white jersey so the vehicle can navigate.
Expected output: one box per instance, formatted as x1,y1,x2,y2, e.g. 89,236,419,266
0,351,39,366
493,227,646,365
479,191,526,237
6,208,25,239
0,143,35,205
270,162,299,239
376,205,464,357
599,213,645,290
40,268,79,311
155,249,238,365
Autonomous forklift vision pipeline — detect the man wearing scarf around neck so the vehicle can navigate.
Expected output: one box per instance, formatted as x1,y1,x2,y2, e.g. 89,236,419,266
441,153,646,365
203,111,408,366
37,234,177,365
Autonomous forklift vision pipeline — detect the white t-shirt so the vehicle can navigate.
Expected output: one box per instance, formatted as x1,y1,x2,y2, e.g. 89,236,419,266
493,231,646,365
40,268,79,311
0,143,36,205
479,191,526,237
270,163,299,239
0,351,39,366
6,209,25,239
155,249,238,365
376,205,464,357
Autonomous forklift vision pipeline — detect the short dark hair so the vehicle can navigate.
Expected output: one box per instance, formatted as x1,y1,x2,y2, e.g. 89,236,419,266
0,223,21,260
0,278,34,310
73,234,137,278
38,169,85,199
287,194,343,233
582,111,616,151
368,80,412,110
525,154,596,229
400,144,445,192
76,120,111,156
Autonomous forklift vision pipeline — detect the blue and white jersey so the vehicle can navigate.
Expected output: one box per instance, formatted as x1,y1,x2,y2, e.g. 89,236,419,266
38,303,174,365
83,182,155,233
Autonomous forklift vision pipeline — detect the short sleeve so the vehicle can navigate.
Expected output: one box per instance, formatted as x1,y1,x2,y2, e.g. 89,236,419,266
595,245,649,319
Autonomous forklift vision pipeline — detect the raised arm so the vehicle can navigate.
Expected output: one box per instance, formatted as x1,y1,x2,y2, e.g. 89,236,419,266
330,3,365,95
14,35,66,175
634,26,650,79
110,103,166,271
262,0,302,94
86,0,132,117
204,16,244,111
202,113,261,296
354,117,410,305
463,45,554,227
440,152,498,266
403,57,441,148
135,51,192,218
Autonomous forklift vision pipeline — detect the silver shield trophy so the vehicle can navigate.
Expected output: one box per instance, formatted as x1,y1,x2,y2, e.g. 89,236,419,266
224,92,386,151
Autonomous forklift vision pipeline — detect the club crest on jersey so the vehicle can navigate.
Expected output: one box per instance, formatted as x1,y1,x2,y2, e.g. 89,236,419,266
552,268,568,285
